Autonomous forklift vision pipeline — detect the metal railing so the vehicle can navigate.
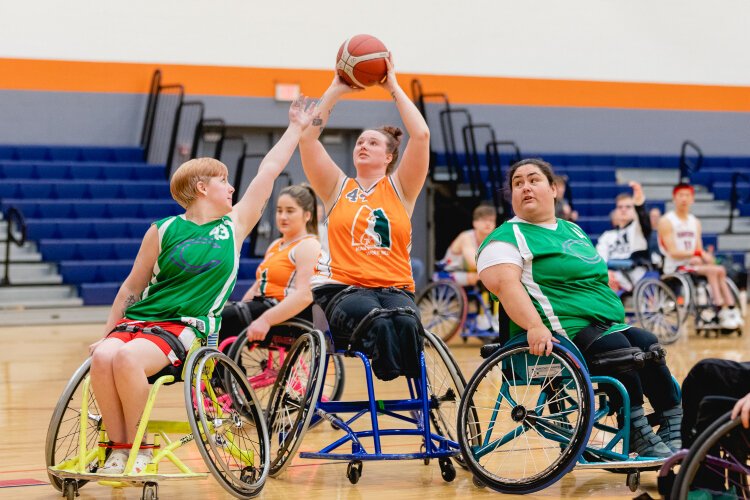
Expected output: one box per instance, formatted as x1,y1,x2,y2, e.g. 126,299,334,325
2,207,27,286
462,123,496,198
728,172,750,234
410,79,451,178
486,141,521,218
679,140,703,182
439,108,473,184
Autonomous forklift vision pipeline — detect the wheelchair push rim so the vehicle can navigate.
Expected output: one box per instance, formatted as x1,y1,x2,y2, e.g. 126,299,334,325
416,280,468,342
184,347,270,498
634,278,683,344
458,344,595,494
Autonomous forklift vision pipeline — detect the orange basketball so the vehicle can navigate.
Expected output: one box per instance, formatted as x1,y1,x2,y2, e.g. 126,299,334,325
336,34,389,89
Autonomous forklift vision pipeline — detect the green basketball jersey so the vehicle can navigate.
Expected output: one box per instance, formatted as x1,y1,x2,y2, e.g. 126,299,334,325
124,214,239,341
478,218,628,340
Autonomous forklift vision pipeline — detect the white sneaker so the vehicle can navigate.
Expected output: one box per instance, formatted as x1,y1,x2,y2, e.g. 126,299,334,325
99,449,128,474
731,307,745,327
131,450,153,474
718,308,739,330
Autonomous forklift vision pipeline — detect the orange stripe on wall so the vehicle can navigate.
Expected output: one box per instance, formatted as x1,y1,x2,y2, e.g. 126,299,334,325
1,58,749,112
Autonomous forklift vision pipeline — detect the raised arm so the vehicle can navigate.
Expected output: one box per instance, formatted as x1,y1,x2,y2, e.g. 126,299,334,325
232,97,317,240
299,77,357,208
244,238,321,341
382,57,430,210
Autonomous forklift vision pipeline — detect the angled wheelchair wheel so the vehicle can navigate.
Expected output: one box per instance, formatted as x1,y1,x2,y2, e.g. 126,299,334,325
416,280,468,342
265,329,326,477
45,358,101,492
671,412,749,500
185,347,270,498
423,330,476,468
634,278,684,344
458,343,594,494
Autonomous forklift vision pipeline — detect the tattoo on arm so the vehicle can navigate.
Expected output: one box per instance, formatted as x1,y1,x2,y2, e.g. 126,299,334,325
124,294,138,309
391,91,397,101
312,118,322,126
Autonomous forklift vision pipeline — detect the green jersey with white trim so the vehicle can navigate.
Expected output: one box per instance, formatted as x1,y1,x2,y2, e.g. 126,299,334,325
478,218,627,340
124,214,239,341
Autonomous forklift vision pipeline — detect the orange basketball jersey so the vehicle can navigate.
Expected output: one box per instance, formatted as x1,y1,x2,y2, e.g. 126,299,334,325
314,177,415,292
255,235,316,301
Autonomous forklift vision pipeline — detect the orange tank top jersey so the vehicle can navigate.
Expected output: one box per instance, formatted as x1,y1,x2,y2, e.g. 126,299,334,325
314,177,415,292
255,235,316,301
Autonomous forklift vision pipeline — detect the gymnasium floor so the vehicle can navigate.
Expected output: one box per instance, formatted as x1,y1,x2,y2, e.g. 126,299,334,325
0,316,746,499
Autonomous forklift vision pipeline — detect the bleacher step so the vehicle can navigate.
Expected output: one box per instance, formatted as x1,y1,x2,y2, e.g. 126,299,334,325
665,200,736,218
616,168,679,185
0,284,81,307
701,217,750,234
717,234,750,252
641,185,713,202
3,262,61,285
0,242,41,262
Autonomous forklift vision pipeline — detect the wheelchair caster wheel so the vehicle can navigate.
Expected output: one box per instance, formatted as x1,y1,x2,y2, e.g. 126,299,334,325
472,475,486,488
439,457,456,482
346,460,363,484
627,471,640,492
141,481,159,500
420,444,430,465
63,479,78,500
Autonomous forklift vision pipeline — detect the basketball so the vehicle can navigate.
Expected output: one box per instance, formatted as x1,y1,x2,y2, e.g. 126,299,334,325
336,34,389,89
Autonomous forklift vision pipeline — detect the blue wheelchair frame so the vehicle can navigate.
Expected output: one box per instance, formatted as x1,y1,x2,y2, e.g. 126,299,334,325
461,332,680,493
272,306,463,483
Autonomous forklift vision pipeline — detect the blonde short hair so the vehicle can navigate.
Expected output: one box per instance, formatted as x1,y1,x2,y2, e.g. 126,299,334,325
170,158,228,208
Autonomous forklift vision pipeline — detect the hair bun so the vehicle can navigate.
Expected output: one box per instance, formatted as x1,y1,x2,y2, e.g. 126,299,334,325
381,126,403,140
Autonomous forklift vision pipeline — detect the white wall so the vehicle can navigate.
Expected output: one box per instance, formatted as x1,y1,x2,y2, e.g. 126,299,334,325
3,0,749,86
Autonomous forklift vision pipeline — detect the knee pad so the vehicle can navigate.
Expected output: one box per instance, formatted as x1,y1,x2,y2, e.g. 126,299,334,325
589,347,645,374
646,343,667,365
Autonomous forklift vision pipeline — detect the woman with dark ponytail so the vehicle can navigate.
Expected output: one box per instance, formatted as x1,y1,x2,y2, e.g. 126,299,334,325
219,183,321,344
298,54,431,381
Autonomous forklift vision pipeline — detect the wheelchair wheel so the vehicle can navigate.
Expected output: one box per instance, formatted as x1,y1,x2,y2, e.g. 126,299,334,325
634,278,683,344
265,329,326,477
671,412,749,500
422,331,475,468
45,358,101,492
185,348,270,498
417,280,467,342
457,343,594,494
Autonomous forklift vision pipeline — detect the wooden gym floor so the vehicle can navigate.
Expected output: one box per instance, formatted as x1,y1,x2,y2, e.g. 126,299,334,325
0,316,746,499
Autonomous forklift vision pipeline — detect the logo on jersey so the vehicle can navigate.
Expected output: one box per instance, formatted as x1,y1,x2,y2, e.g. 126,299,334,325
562,239,602,264
351,205,391,252
209,225,230,240
169,237,223,274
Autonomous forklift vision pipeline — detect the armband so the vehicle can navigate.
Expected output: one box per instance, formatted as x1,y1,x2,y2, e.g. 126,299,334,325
693,249,703,257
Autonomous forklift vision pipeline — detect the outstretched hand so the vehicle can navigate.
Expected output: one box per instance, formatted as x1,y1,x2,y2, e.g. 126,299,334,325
288,95,319,130
378,52,398,93
328,73,363,96
629,181,645,205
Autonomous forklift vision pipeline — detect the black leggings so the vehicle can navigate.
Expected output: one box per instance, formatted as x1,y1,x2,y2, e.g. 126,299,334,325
578,326,680,412
313,285,421,381
681,358,750,447
218,298,313,345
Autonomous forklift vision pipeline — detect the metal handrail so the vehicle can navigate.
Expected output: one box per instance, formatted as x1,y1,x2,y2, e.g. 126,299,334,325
439,108,473,184
486,140,521,218
727,172,750,234
2,207,27,286
462,123,496,198
140,69,162,158
410,79,453,179
679,140,703,182
195,118,227,160
180,101,205,160
161,84,186,178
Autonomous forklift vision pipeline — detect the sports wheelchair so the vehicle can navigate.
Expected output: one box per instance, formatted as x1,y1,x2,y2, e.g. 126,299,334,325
606,258,684,345
657,403,749,499
218,318,346,411
457,333,679,494
264,300,470,484
46,338,270,500
416,262,498,343
635,267,744,340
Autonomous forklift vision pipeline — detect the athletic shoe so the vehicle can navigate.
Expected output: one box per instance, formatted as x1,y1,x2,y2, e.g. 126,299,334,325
718,308,739,330
99,449,128,474
731,307,745,327
656,406,683,452
630,406,672,458
131,449,153,474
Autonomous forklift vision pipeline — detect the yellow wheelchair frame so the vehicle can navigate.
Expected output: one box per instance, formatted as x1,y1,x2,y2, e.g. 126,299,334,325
46,341,270,500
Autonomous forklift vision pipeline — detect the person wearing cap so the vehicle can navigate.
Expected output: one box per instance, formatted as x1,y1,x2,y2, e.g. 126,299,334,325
658,183,743,330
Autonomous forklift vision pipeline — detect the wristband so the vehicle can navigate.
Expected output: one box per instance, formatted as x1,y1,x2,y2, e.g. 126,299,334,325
693,249,703,257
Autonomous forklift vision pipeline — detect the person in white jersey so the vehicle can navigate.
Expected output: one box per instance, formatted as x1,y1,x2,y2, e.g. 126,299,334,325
595,182,652,292
476,158,682,457
658,183,743,330
87,96,317,474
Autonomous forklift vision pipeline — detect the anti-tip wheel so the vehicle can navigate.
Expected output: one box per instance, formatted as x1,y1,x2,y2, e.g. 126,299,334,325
346,460,363,484
439,457,456,482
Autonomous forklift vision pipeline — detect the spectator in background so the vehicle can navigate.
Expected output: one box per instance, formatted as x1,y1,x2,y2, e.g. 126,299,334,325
595,182,651,292
648,206,663,267
439,203,497,287
553,175,578,222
